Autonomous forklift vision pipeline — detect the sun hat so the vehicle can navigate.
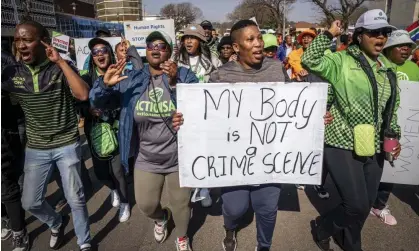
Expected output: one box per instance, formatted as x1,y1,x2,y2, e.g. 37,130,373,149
297,29,317,45
182,24,207,42
146,30,173,50
355,9,396,30
383,30,416,49
262,34,278,48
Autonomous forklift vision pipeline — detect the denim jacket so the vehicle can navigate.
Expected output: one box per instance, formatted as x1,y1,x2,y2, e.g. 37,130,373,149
89,65,199,172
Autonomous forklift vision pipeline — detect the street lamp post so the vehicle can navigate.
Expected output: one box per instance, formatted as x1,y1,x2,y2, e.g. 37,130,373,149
71,2,77,15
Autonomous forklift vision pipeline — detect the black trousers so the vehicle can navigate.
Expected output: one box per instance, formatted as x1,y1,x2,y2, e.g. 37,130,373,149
316,146,384,251
372,182,394,210
1,160,25,232
85,120,128,203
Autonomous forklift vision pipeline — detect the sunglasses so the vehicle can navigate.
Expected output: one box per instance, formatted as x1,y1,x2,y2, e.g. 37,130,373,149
146,42,169,51
364,28,393,37
91,47,109,56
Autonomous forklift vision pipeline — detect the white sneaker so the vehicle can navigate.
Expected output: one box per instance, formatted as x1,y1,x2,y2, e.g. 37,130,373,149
176,236,192,251
154,208,171,243
111,190,120,208
1,218,12,241
119,203,131,223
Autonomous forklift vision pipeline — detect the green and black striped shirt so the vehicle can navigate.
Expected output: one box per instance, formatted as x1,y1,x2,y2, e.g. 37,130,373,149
1,60,79,149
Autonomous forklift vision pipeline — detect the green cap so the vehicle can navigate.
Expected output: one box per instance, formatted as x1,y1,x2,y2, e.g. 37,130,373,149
262,34,277,49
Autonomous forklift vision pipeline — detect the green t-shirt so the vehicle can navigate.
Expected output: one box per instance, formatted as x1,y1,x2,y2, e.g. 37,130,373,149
394,60,419,81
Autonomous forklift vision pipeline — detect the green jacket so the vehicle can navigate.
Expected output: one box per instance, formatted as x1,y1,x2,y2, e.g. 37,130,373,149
302,33,401,152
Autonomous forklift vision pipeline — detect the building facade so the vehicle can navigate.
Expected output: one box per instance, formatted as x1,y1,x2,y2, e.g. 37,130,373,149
1,0,57,37
96,0,142,22
54,0,95,19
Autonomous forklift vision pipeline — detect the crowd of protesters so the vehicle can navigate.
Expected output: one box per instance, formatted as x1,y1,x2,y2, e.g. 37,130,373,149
1,9,419,251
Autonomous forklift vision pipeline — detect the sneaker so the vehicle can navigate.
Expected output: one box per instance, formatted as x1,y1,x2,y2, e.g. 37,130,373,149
295,184,305,190
119,203,131,223
154,208,171,243
370,205,397,225
222,227,237,251
313,185,330,199
50,216,67,250
110,190,120,208
1,218,12,241
80,243,92,251
12,230,29,251
175,236,192,251
315,238,333,251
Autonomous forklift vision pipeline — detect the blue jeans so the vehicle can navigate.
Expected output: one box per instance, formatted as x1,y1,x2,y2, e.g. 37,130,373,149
222,184,281,249
21,141,91,246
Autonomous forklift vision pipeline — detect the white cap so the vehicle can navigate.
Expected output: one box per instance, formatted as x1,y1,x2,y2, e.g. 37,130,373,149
355,9,396,30
383,30,416,49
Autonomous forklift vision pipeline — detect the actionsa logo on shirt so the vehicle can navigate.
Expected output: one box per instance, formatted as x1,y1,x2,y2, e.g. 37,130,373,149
135,87,175,117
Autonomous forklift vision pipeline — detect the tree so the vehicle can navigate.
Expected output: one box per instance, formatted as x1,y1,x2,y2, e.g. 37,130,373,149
318,5,369,27
306,0,381,29
228,0,296,31
160,2,203,31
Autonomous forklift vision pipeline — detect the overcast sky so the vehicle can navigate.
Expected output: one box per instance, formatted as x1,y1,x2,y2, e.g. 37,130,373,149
142,0,321,23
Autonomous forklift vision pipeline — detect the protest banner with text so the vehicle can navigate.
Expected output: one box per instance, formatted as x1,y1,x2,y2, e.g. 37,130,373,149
124,19,175,57
52,31,70,52
74,37,121,70
381,81,419,185
177,82,328,188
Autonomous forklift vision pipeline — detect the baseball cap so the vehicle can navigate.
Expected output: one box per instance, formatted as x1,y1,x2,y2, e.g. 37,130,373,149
383,30,416,49
355,9,396,30
262,34,278,48
200,20,213,30
183,24,207,42
146,31,173,50
88,37,112,50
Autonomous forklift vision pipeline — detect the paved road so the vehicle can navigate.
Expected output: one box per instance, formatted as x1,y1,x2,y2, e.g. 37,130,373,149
2,135,419,251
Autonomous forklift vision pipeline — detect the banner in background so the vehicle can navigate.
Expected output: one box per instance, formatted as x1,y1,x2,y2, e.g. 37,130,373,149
73,37,121,70
177,82,328,188
124,19,175,57
381,81,419,185
52,31,70,52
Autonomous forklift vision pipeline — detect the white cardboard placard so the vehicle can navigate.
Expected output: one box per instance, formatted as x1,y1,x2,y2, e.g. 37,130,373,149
124,19,175,57
177,82,328,188
381,81,419,185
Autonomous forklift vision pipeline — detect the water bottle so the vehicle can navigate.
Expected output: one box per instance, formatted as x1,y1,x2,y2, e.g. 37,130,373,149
383,130,398,167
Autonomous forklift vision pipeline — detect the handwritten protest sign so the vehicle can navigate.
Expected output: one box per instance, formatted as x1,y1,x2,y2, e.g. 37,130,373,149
177,83,328,188
52,31,70,52
74,37,121,70
124,19,175,57
381,81,419,185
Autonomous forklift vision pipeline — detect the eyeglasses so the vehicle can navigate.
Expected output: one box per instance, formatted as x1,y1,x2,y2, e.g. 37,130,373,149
146,42,169,51
364,28,393,37
91,47,109,56
221,46,232,51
